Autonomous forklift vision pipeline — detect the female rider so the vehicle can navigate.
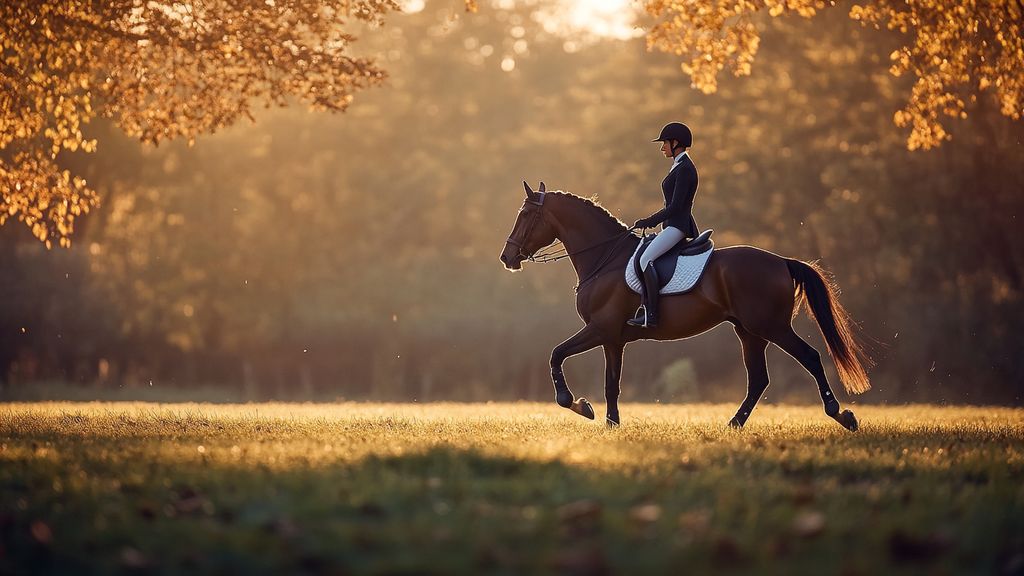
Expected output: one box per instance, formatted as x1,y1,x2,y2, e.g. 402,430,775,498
627,122,699,328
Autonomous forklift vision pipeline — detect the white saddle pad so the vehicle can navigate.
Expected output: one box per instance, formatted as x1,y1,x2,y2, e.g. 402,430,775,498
625,243,714,295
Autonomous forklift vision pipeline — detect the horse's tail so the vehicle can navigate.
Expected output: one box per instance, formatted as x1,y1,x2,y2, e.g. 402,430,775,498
786,259,872,394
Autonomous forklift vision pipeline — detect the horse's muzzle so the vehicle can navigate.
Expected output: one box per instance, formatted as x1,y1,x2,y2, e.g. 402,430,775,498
499,252,522,271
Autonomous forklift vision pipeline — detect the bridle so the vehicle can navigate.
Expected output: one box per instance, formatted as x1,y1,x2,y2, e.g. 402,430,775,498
504,194,547,262
505,192,640,292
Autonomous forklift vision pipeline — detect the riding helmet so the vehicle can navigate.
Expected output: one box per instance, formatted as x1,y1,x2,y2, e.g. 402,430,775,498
651,122,692,148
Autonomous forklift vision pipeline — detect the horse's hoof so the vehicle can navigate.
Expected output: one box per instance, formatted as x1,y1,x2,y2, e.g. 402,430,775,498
606,416,620,428
728,417,744,429
570,398,595,420
835,409,858,432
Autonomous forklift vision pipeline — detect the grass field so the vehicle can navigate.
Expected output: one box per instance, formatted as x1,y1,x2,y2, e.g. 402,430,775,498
1,402,1022,575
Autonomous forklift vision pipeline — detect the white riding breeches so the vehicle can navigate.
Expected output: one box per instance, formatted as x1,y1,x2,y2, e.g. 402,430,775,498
639,226,686,270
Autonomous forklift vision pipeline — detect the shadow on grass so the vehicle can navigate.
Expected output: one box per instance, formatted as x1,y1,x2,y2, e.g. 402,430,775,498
3,441,1023,576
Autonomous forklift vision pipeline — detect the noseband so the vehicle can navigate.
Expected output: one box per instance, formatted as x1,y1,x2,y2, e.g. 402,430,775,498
505,193,547,261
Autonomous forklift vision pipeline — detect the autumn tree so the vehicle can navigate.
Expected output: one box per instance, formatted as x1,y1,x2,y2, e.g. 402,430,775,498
0,0,396,247
2,0,1022,401
644,0,1023,150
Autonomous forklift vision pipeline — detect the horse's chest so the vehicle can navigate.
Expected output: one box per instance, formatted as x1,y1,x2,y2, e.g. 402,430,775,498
575,298,589,322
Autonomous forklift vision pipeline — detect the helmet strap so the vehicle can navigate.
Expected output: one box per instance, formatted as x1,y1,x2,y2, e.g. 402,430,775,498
670,139,684,155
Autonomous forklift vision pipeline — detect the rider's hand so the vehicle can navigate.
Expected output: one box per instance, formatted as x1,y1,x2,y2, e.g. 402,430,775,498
633,218,651,229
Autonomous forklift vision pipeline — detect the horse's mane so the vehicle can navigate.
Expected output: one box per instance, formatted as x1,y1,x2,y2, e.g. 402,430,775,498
546,191,628,231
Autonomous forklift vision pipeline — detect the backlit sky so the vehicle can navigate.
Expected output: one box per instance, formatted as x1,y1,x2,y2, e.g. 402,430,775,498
403,0,643,40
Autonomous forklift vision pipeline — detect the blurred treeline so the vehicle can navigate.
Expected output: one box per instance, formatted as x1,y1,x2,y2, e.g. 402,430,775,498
2,1,1022,405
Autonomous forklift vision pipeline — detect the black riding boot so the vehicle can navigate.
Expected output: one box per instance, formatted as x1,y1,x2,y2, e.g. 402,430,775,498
627,265,660,328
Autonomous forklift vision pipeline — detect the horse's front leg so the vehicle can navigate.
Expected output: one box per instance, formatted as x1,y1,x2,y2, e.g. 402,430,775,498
603,343,624,427
550,325,605,420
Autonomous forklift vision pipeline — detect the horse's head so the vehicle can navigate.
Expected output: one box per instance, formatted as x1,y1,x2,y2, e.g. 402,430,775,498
500,181,558,271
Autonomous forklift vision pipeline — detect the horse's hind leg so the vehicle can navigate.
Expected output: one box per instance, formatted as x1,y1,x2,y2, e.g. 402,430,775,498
729,325,770,428
768,327,858,431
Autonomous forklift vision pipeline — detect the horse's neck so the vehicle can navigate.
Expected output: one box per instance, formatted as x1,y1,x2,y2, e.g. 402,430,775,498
548,196,630,280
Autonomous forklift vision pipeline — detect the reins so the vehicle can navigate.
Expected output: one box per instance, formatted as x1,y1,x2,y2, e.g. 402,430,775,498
507,190,642,293
526,231,631,264
572,230,639,293
521,229,640,292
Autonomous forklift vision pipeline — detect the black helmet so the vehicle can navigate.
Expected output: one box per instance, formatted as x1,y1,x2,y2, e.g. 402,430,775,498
651,122,692,148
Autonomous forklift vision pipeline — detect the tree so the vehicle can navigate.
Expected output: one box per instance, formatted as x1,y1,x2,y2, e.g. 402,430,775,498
644,0,1023,150
0,0,396,247
2,0,1021,402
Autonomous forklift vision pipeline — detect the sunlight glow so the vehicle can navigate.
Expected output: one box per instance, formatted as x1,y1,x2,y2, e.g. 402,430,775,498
535,0,642,41
401,0,426,13
402,0,641,40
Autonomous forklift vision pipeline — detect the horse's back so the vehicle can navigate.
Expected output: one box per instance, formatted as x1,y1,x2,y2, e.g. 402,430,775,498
710,244,790,274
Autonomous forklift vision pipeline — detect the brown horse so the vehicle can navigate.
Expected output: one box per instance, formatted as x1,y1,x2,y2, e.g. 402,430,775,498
499,182,870,430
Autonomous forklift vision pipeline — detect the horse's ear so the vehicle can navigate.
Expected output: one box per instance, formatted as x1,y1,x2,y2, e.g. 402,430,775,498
523,180,534,196
539,181,546,193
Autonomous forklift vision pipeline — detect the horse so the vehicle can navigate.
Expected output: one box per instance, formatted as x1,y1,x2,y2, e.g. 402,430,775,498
499,182,870,430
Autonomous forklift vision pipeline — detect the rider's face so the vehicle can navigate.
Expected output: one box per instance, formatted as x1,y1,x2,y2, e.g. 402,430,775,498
660,140,675,158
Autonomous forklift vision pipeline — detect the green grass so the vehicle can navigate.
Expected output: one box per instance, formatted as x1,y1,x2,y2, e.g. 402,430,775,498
1,402,1021,575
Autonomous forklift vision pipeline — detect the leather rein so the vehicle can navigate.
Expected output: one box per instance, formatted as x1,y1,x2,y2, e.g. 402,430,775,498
505,193,640,293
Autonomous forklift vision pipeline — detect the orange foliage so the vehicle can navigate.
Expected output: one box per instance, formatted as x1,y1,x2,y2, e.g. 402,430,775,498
644,0,1024,150
0,0,397,246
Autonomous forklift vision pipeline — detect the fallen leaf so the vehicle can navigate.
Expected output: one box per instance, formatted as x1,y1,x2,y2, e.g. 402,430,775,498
119,547,148,569
29,520,52,544
792,510,826,538
630,503,662,524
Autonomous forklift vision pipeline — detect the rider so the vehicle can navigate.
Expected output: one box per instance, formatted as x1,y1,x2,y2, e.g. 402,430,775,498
627,122,699,328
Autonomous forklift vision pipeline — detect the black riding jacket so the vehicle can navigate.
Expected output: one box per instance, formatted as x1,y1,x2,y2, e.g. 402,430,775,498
640,153,699,238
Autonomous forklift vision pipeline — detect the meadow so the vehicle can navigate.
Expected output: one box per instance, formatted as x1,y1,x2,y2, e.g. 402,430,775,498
1,402,1021,575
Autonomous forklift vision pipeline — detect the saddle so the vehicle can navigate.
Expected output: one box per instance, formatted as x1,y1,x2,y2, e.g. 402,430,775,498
632,229,713,288
628,229,714,292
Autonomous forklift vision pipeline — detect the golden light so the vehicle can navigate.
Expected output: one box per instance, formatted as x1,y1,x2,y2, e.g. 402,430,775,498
400,0,426,13
536,0,642,42
401,0,641,41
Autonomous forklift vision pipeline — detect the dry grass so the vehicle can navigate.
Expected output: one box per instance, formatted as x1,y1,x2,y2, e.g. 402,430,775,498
2,402,1022,575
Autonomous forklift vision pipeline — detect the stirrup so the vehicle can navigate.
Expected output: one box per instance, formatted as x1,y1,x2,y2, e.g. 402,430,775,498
627,305,654,327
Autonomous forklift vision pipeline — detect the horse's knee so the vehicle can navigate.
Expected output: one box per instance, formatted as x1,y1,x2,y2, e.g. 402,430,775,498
550,350,564,371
